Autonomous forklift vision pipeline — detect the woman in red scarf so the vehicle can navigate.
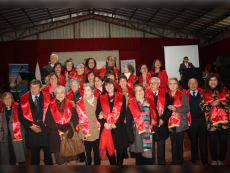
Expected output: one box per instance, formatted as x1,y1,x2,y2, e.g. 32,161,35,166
53,62,66,87
200,73,230,165
42,72,60,100
45,86,79,165
0,92,27,165
151,59,168,92
126,84,158,165
137,64,155,90
123,63,139,88
84,58,99,75
96,78,128,165
95,76,104,94
75,63,85,89
167,77,190,165
104,70,122,93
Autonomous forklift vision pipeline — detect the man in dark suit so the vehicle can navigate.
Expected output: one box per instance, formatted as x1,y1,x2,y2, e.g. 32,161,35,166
185,78,208,165
41,54,59,84
146,77,172,165
18,79,53,165
179,56,195,75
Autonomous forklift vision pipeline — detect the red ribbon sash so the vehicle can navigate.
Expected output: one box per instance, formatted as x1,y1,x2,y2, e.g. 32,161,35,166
66,90,73,101
185,88,204,126
84,67,99,76
128,98,157,134
99,65,118,82
74,74,84,89
138,72,152,89
21,92,50,125
168,90,183,128
127,86,134,99
127,73,136,87
42,85,49,94
99,128,115,158
10,102,23,141
204,88,228,125
77,98,101,137
49,99,73,139
59,74,66,86
100,92,123,125
145,88,165,117
64,68,77,80
115,81,123,93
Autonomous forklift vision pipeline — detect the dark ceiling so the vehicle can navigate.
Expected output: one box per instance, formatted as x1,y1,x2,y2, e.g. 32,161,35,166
1,8,230,38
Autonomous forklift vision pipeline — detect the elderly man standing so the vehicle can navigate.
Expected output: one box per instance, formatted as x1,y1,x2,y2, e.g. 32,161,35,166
185,78,208,165
18,79,53,165
145,77,171,165
99,56,120,81
42,54,59,84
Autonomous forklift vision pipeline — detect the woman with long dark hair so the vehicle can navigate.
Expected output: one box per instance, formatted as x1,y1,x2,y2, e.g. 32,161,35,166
200,73,230,165
53,62,66,87
96,78,128,165
151,59,168,92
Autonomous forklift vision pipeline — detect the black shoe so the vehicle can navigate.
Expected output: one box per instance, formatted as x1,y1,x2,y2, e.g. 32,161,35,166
203,162,209,165
171,162,177,165
130,152,135,158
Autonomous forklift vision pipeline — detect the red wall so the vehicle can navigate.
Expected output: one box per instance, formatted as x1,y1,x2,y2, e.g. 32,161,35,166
0,38,201,93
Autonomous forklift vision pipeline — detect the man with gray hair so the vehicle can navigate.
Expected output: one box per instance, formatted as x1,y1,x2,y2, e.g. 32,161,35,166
99,56,120,81
146,77,171,165
18,79,53,165
42,54,59,84
185,78,208,165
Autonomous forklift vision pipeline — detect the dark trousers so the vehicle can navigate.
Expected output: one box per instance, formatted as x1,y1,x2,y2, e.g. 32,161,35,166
190,117,208,164
29,146,53,165
208,128,229,161
170,131,184,165
152,139,166,165
135,153,153,165
84,139,100,165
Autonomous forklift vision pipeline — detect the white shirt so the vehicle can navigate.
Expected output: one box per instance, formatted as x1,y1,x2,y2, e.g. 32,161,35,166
31,93,40,102
152,90,158,96
50,64,54,68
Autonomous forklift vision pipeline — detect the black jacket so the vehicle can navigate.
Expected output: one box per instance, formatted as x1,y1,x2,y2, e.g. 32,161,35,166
18,91,50,147
41,64,53,83
179,62,195,74
96,93,129,150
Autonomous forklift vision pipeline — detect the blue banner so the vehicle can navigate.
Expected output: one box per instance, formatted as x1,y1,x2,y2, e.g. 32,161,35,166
9,64,29,99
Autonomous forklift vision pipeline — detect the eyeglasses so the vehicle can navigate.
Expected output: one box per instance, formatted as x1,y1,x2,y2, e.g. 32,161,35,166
135,89,143,93
141,67,147,70
150,82,159,85
71,83,79,86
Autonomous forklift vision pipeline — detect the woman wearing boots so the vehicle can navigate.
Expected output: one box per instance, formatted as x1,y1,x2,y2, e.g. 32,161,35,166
96,78,129,165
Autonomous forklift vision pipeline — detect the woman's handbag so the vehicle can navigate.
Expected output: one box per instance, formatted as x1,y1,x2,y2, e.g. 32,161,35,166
60,122,85,157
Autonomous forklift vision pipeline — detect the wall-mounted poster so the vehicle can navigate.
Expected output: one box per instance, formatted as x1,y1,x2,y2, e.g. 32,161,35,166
120,59,136,75
9,64,29,101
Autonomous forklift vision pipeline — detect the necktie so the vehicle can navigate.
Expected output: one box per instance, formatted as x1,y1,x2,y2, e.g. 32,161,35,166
186,63,188,68
34,96,38,106
193,91,196,96
154,92,157,97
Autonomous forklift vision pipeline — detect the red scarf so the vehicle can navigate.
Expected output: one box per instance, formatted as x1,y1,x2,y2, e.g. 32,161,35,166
127,73,136,87
64,68,77,80
99,65,118,82
115,81,123,93
20,92,50,125
204,88,228,125
99,92,123,158
168,90,183,128
84,67,99,76
42,84,59,95
59,74,66,86
146,88,165,117
138,72,152,89
49,99,73,138
0,102,23,141
128,97,157,134
66,90,83,101
185,88,204,126
127,86,134,100
77,98,101,137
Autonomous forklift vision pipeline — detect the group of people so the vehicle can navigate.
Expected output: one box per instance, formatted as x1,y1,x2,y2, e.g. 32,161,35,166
0,54,229,166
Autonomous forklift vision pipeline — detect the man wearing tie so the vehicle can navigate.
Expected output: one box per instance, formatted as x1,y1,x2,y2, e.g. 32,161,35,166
185,78,208,165
146,77,171,165
18,79,53,165
179,56,195,75
41,54,59,84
